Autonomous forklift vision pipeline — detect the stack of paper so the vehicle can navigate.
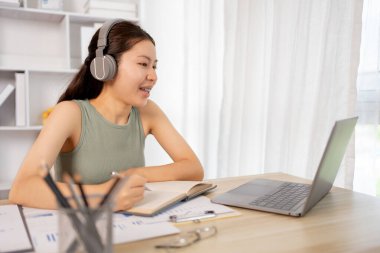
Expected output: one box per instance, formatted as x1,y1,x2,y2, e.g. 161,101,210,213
84,0,137,19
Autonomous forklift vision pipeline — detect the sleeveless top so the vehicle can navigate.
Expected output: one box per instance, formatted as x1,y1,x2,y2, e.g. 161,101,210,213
55,99,145,184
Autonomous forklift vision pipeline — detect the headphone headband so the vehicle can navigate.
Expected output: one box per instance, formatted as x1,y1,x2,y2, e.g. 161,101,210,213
96,19,125,56
90,19,125,81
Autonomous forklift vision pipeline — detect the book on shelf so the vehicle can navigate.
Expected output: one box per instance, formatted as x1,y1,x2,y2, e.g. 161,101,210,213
126,181,217,216
0,84,15,107
84,0,137,12
15,72,26,126
86,8,137,19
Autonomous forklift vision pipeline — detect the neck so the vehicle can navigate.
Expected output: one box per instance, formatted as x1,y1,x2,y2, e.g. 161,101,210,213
90,93,132,125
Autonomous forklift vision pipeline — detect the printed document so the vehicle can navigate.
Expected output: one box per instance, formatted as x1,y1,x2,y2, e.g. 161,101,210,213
22,207,179,253
0,205,33,253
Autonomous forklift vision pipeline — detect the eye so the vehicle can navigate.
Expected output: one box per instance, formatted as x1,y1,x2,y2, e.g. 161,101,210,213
139,63,148,67
153,65,157,70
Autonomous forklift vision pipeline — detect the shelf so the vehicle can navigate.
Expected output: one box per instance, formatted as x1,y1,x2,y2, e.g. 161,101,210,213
0,67,78,73
0,6,139,24
0,126,42,131
0,11,69,70
69,13,138,24
0,0,141,188
0,6,65,22
69,13,109,24
0,67,25,72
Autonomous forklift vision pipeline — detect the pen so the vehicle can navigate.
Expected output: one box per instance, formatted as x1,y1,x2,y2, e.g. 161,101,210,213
63,173,103,252
169,210,216,223
73,174,89,207
40,162,101,253
63,173,84,210
110,171,151,191
98,171,121,207
39,162,71,209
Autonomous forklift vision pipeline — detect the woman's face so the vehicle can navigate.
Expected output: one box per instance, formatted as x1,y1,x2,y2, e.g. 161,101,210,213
112,39,157,107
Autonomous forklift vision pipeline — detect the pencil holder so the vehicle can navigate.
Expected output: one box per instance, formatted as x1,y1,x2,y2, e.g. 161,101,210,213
58,200,113,253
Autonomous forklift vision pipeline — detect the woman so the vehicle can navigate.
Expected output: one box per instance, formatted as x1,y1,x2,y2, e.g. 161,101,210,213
9,19,204,211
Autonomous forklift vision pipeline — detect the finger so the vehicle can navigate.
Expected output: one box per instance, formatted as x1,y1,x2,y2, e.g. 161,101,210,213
124,174,147,187
125,186,145,198
118,194,144,210
117,185,144,200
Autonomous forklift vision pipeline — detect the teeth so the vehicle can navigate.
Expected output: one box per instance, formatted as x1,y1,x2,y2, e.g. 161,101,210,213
141,88,151,92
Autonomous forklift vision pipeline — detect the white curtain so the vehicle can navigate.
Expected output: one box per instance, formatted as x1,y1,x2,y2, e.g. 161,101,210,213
354,0,380,195
219,0,363,188
141,0,363,188
181,1,224,179
141,0,224,179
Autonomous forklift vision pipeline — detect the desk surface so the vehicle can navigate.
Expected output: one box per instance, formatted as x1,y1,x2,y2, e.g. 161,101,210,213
114,173,380,253
2,173,380,253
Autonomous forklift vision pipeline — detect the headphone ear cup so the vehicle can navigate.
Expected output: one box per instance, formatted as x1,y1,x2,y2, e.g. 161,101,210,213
90,55,117,81
103,54,117,81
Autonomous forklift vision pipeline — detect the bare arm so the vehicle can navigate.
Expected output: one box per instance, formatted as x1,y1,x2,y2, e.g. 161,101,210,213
8,101,145,211
124,100,204,182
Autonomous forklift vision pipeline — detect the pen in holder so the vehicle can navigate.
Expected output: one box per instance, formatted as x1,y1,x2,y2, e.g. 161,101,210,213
58,196,113,253
40,164,127,253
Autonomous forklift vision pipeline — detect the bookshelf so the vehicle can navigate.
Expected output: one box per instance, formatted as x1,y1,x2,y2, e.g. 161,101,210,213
0,0,140,191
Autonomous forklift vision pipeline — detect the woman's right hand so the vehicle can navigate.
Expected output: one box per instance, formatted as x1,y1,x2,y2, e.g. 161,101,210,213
112,174,147,211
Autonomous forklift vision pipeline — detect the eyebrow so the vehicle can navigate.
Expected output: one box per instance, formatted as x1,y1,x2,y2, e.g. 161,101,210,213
138,55,158,63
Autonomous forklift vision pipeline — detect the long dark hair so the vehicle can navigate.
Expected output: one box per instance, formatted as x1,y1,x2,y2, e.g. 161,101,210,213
58,21,155,102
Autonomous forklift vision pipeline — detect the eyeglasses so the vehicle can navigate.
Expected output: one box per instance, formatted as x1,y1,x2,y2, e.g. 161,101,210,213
155,226,217,249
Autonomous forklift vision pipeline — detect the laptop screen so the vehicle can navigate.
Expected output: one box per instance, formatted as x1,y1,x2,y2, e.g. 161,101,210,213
302,117,358,214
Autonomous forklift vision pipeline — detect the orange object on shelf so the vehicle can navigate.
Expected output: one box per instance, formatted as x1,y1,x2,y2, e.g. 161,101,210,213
42,107,54,125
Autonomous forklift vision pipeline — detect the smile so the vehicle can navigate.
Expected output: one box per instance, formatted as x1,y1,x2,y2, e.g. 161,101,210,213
140,87,151,93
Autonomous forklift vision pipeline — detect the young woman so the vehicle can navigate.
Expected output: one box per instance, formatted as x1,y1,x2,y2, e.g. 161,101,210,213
9,19,204,211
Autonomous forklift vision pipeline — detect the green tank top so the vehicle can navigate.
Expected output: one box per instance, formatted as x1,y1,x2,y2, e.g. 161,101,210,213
55,99,145,184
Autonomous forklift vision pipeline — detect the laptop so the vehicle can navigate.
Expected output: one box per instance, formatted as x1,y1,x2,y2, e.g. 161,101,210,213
212,117,358,217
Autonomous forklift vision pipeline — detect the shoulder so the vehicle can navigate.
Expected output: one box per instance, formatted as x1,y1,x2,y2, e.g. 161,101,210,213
44,100,81,132
51,100,81,118
138,99,164,117
138,100,168,133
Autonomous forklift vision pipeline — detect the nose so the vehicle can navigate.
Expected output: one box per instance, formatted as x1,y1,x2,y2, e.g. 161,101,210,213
147,68,157,82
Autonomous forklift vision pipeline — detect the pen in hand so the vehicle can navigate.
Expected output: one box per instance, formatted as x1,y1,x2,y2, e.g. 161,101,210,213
110,171,151,191
98,171,122,207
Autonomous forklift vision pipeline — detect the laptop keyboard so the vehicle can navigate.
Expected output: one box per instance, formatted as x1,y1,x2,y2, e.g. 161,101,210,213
249,182,311,211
